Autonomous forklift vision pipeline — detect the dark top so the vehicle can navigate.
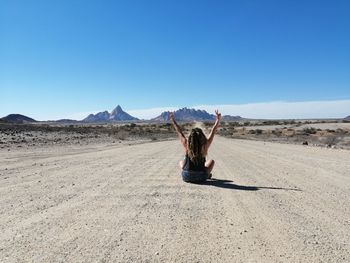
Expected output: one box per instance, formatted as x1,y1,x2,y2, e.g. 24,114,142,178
183,153,206,172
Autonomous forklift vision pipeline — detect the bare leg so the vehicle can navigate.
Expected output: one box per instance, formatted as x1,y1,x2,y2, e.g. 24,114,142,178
205,159,215,175
179,160,185,170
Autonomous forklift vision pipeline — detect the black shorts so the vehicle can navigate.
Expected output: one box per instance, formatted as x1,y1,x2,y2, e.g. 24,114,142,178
181,170,209,183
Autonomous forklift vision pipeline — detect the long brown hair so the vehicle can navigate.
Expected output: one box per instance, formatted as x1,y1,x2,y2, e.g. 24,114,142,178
187,128,207,164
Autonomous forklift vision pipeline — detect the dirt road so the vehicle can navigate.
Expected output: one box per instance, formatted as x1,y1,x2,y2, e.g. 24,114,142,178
1,137,349,262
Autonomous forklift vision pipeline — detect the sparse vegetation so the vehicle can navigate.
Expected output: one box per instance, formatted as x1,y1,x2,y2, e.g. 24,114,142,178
302,127,317,135
324,135,341,147
1,120,350,150
217,120,350,149
0,122,178,148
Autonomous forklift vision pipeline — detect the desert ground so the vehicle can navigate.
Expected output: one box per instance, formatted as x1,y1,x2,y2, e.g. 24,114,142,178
216,120,350,149
1,132,349,262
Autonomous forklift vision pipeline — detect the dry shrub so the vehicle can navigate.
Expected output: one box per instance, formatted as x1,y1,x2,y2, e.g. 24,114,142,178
262,120,281,125
255,129,263,135
219,128,232,137
282,128,295,137
114,130,129,140
248,129,263,135
229,122,240,127
272,129,282,136
303,127,317,135
336,128,347,135
203,121,214,128
323,135,340,146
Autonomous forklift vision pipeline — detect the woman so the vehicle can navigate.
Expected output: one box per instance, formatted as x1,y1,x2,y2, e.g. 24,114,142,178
170,110,221,183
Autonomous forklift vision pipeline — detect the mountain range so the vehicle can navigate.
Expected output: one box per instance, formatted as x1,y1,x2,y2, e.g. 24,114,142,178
82,106,243,122
151,107,242,122
83,105,139,122
4,105,347,123
151,107,215,122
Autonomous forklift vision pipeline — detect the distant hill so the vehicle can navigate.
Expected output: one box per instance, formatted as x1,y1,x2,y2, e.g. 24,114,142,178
83,105,139,122
344,115,350,120
54,119,79,123
151,111,172,122
222,115,243,121
1,114,37,123
152,107,242,122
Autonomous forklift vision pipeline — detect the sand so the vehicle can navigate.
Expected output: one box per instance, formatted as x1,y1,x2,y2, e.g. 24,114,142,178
1,137,349,262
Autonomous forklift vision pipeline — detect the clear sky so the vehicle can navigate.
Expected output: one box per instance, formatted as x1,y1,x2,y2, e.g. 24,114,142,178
1,0,349,120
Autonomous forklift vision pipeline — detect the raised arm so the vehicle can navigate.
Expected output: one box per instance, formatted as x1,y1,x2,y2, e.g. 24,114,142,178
170,112,187,150
207,110,221,149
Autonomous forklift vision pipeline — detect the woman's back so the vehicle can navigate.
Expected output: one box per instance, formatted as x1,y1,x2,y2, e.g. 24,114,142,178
183,153,206,171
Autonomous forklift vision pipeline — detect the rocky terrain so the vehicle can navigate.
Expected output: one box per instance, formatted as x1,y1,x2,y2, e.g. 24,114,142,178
1,120,350,151
216,120,350,149
0,122,184,150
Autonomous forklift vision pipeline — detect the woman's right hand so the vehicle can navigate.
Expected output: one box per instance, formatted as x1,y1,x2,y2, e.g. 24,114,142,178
215,110,222,121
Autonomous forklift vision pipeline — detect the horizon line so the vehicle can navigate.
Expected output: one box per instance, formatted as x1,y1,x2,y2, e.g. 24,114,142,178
1,99,350,121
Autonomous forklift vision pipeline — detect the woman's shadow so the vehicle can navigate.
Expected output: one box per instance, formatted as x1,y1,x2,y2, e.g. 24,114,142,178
200,178,301,191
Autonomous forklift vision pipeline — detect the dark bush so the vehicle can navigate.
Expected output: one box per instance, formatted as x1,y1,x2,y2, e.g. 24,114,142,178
255,129,263,135
263,120,281,125
303,127,317,135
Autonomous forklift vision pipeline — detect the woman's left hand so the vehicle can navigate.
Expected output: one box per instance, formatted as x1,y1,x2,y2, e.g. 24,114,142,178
170,111,176,122
215,110,222,121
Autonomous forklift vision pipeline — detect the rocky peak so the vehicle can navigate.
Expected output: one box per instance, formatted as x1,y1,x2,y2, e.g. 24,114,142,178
83,105,138,122
111,105,123,115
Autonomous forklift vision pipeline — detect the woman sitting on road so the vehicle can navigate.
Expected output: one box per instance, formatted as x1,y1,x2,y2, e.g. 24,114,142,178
170,110,221,183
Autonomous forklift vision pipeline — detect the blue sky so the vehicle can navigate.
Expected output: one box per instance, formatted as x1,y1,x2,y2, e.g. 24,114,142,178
1,0,349,120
